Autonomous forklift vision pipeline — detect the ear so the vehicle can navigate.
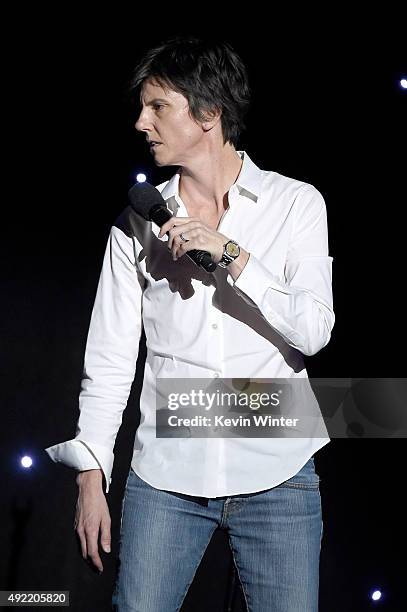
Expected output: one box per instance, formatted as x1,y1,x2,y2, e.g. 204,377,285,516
201,107,222,132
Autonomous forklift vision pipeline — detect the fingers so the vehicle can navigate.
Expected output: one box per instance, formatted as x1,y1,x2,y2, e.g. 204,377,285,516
156,216,225,262
75,524,102,572
158,217,199,240
86,529,104,573
87,530,103,572
100,514,111,554
74,505,88,561
170,229,200,260
170,222,202,247
75,507,111,574
76,525,87,560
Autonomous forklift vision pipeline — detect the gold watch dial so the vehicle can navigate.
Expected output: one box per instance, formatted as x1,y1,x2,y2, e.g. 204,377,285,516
226,242,240,257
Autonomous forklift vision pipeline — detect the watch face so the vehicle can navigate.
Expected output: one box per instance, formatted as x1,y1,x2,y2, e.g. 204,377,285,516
226,242,240,257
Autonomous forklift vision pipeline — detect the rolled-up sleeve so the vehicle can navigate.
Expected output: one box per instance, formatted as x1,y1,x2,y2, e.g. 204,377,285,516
228,186,335,356
45,225,143,493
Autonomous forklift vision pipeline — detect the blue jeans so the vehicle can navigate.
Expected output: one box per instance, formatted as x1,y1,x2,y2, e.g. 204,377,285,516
112,457,323,611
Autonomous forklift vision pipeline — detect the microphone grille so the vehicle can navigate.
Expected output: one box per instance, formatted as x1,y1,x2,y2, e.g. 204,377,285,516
128,182,165,220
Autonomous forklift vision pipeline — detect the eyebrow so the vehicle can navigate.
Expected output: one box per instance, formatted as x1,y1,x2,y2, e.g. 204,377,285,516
140,98,169,106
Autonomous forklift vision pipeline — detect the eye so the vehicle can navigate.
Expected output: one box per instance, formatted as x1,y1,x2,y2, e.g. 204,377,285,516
153,104,164,111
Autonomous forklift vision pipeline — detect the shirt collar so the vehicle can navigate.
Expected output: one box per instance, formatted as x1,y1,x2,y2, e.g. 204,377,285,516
160,150,263,214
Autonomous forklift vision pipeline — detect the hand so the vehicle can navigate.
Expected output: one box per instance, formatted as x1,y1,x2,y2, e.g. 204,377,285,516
158,216,228,263
74,470,111,574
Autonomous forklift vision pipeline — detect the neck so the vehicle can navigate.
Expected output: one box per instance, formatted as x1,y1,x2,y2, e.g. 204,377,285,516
178,145,243,216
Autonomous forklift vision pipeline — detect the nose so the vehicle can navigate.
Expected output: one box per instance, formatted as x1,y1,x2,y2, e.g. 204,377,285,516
134,107,151,133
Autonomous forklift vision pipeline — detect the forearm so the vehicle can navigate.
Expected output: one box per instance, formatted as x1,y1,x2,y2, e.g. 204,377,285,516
224,186,335,357
228,252,334,356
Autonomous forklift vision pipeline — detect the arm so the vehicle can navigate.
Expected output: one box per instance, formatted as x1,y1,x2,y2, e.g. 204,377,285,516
226,185,335,356
45,225,143,493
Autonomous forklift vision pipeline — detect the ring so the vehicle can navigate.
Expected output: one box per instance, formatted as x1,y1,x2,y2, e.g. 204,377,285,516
180,232,189,242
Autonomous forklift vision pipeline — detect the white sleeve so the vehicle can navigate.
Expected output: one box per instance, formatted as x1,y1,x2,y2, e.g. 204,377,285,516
45,225,143,493
228,185,335,356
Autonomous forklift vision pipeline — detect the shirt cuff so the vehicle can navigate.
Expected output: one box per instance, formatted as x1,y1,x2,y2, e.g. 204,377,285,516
44,439,114,494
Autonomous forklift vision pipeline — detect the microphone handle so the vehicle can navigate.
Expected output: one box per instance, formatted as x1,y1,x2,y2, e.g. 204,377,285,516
150,205,217,273
187,249,217,273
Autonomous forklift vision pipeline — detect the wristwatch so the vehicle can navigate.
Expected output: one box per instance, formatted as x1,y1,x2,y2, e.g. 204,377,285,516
218,239,240,268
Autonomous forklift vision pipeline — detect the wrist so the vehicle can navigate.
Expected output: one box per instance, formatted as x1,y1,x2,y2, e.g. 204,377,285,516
217,238,240,268
227,248,250,282
76,469,103,487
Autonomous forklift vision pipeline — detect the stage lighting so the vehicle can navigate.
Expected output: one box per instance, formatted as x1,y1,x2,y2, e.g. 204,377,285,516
371,589,382,601
21,456,33,468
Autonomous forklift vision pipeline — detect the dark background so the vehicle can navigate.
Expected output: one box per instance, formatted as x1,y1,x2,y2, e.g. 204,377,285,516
2,8,406,611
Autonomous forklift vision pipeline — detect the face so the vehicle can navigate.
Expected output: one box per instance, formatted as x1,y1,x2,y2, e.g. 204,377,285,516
134,78,208,167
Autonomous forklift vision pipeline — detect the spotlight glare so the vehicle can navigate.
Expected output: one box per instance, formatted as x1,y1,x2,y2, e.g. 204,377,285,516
136,173,147,183
371,590,382,601
400,79,407,89
21,456,33,468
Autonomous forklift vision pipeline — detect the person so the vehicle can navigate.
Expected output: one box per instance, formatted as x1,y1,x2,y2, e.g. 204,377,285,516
45,34,335,611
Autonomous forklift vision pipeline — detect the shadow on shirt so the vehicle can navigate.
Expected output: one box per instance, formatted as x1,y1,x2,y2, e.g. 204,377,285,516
115,205,304,373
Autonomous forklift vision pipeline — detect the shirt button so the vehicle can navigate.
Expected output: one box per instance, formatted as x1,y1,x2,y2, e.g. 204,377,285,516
212,323,218,329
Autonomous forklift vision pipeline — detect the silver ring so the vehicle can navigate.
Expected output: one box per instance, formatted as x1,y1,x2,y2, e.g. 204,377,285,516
180,232,188,242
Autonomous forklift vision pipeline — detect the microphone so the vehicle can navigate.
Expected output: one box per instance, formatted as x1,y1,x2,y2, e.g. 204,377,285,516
128,182,217,273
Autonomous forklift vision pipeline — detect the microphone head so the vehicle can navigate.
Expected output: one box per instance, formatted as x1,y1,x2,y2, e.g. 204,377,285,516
128,182,165,220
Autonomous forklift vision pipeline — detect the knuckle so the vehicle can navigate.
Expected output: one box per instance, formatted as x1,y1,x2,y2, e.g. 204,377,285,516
87,529,98,538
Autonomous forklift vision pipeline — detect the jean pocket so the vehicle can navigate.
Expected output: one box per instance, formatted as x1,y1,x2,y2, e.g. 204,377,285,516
278,458,320,490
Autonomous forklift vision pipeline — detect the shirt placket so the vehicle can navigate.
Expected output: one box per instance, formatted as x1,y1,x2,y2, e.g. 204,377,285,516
202,186,238,495
175,186,237,496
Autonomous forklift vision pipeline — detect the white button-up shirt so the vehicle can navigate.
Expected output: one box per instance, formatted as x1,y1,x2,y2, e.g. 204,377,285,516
45,151,334,497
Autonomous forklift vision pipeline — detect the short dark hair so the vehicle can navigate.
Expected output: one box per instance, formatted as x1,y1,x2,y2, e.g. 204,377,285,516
127,35,251,147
